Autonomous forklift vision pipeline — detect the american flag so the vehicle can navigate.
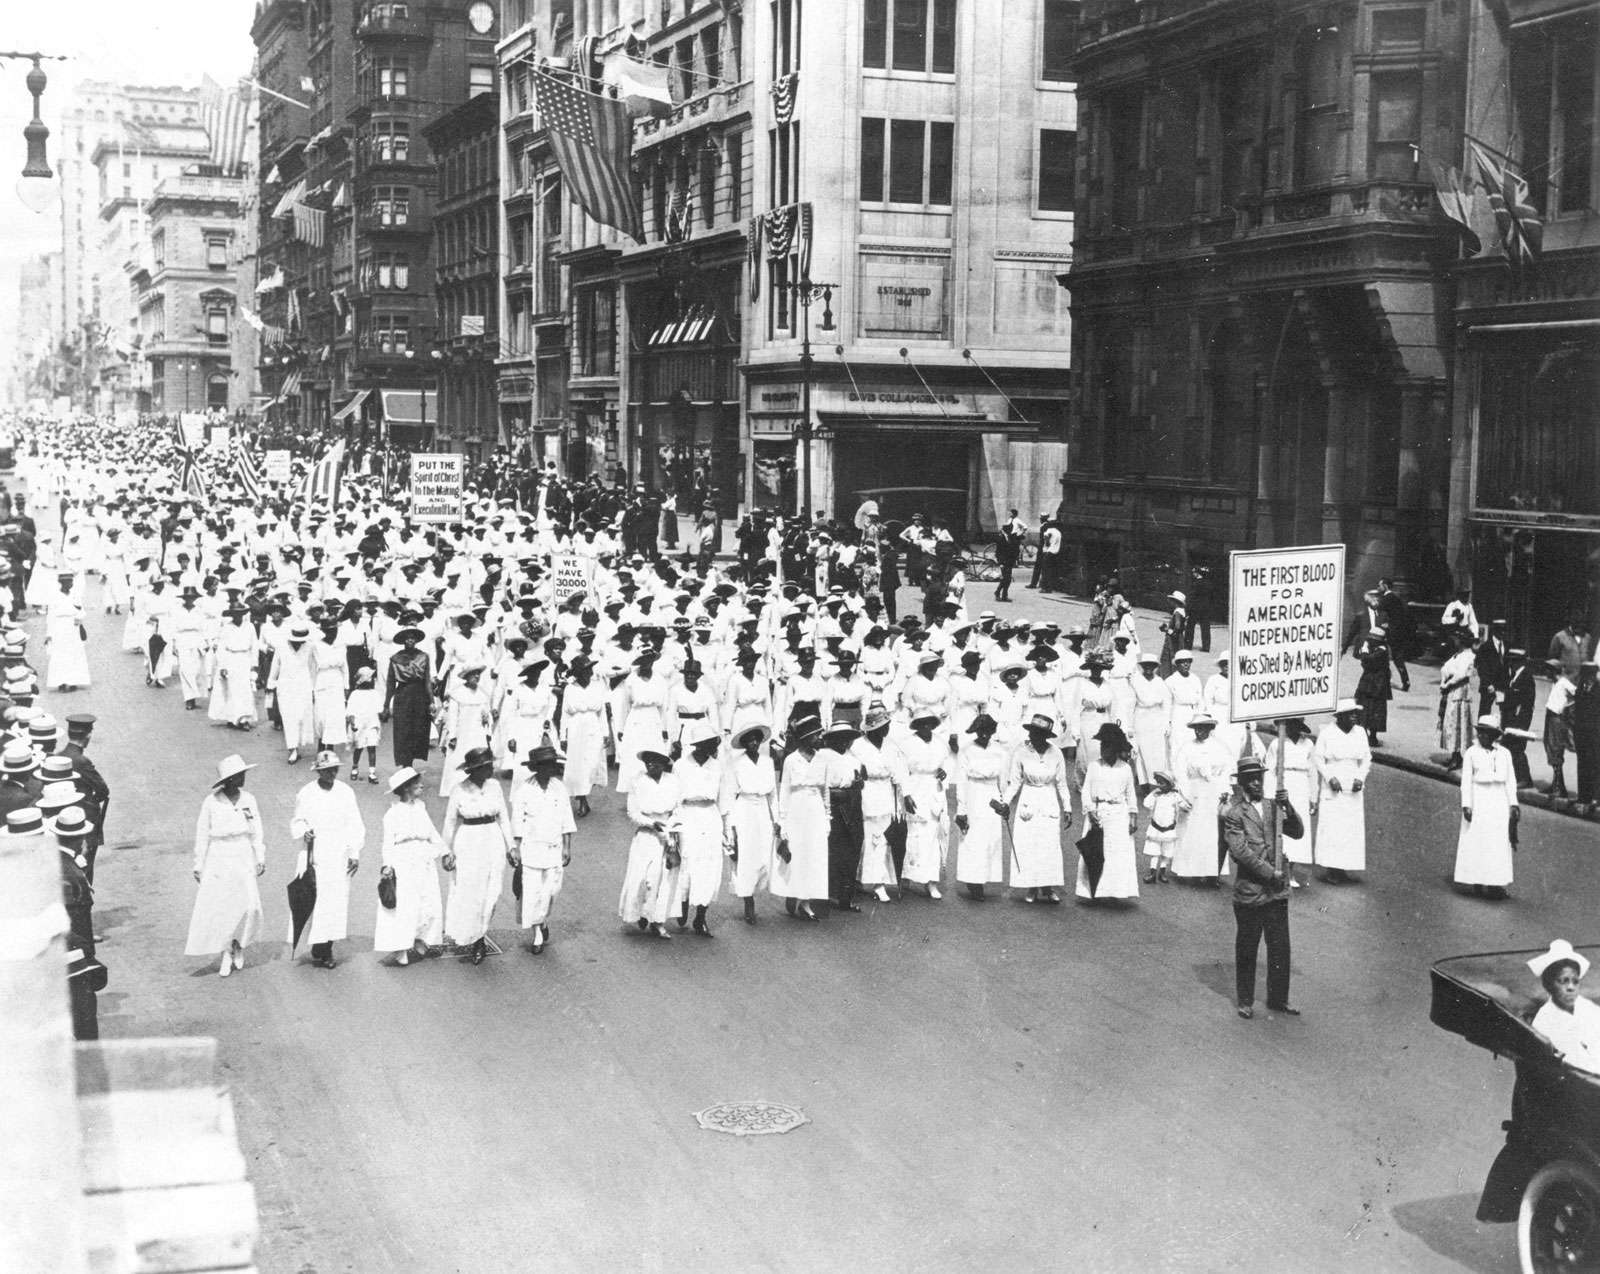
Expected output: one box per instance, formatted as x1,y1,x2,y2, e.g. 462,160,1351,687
535,69,644,244
297,440,346,511
233,442,264,501
200,75,252,176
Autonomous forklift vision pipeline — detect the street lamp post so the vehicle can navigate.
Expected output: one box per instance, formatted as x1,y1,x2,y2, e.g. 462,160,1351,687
779,277,837,521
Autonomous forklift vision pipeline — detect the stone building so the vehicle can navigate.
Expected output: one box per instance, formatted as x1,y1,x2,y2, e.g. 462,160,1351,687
1448,0,1600,646
423,90,502,461
1064,0,1465,601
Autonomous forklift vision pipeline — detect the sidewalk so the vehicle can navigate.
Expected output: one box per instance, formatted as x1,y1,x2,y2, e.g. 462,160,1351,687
902,578,1599,825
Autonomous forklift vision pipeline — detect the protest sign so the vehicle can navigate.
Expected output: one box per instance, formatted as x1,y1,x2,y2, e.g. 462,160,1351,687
409,453,465,524
264,450,292,485
1228,543,1345,724
551,554,594,606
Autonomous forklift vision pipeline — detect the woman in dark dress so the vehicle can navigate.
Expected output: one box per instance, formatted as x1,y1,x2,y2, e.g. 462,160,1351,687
1354,627,1393,746
383,624,433,769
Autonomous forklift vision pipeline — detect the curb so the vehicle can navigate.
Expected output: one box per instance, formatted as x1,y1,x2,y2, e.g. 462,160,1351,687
1370,751,1600,823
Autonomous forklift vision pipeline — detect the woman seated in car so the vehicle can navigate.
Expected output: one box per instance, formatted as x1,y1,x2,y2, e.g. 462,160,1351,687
1529,940,1600,1075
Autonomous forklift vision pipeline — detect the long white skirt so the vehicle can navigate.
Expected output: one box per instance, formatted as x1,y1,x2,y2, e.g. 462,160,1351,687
902,775,947,884
1010,789,1065,888
729,796,774,897
955,797,1005,885
1314,785,1366,871
1454,792,1514,887
443,823,505,945
1077,811,1139,900
373,855,444,953
771,791,829,900
618,829,678,924
1171,781,1226,877
45,633,91,689
294,848,353,945
184,841,263,955
518,865,564,928
674,804,725,908
858,815,897,887
561,709,609,798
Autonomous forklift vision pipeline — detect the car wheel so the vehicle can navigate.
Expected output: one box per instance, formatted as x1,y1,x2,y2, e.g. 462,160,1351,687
1519,1158,1600,1274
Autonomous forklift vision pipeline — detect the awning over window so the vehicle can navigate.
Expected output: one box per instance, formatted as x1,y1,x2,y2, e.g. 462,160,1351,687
331,388,371,421
647,307,718,346
274,369,302,403
379,389,438,424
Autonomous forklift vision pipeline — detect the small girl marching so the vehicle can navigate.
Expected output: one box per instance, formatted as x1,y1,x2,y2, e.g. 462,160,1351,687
345,666,383,783
1141,770,1184,883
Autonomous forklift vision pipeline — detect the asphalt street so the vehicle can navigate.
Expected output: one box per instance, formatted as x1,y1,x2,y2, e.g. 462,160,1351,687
51,582,1600,1274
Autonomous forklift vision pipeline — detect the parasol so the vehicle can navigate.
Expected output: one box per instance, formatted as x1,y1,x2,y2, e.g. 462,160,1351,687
147,631,166,672
1076,823,1105,897
286,845,318,953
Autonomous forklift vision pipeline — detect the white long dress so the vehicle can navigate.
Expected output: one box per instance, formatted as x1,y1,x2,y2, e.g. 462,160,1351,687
288,779,366,946
512,776,575,928
619,772,682,923
1266,735,1318,866
1171,734,1233,877
1129,674,1172,783
953,741,1006,885
372,801,446,953
1080,759,1140,899
209,623,258,725
1003,745,1071,889
1454,742,1518,887
184,791,265,955
310,642,350,748
723,751,777,897
438,684,491,798
673,755,726,909
269,642,317,753
853,736,906,888
772,749,830,900
44,594,91,689
441,779,510,945
558,678,611,798
614,674,669,794
1313,723,1371,871
899,734,949,885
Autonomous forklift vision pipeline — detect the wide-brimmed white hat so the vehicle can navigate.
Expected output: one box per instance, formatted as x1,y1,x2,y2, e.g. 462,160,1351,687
212,754,256,787
387,766,421,794
687,721,722,748
1335,697,1360,715
1529,939,1590,981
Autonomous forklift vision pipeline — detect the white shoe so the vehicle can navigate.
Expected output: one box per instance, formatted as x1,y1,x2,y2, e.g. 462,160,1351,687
874,885,891,903
287,749,299,764
396,950,410,966
218,950,233,977
927,883,942,900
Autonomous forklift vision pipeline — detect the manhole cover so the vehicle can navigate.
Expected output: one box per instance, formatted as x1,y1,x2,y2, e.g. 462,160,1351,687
694,1100,809,1137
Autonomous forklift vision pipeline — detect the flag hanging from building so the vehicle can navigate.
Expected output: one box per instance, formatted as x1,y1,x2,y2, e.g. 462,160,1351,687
1468,139,1542,270
1427,158,1481,255
770,73,799,125
604,56,674,117
233,442,264,501
200,75,251,175
297,440,346,509
292,202,326,247
534,68,645,244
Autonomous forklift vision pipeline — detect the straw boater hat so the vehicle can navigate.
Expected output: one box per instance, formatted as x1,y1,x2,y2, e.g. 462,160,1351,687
1334,698,1361,716
789,712,824,744
212,754,256,788
824,712,860,739
1187,712,1216,729
5,809,44,835
37,782,79,813
636,746,673,769
1529,939,1590,981
1,741,37,774
735,722,773,748
1475,715,1504,735
48,806,95,839
388,766,422,794
1024,713,1057,737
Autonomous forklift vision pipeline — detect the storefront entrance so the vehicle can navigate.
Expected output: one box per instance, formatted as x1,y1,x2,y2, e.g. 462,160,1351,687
831,431,973,532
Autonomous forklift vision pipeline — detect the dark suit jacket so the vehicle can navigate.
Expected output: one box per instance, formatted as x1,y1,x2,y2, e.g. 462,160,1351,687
1476,638,1510,693
1223,792,1304,907
1343,605,1385,654
1503,666,1536,731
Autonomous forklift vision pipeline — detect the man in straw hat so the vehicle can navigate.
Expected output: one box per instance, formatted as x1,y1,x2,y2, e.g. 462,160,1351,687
1223,755,1304,1020
50,803,104,1040
185,755,267,978
1454,715,1519,900
289,750,366,969
511,744,575,953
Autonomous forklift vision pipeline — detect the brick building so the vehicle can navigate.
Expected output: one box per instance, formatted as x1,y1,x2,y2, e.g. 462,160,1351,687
1063,0,1465,601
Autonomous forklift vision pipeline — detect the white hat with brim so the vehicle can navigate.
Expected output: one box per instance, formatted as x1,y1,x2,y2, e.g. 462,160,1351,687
311,749,343,771
1173,650,1195,663
1335,698,1360,715
1476,715,1504,733
1137,652,1161,665
388,766,422,794
687,721,723,749
213,754,256,787
1529,939,1590,981
1188,713,1216,729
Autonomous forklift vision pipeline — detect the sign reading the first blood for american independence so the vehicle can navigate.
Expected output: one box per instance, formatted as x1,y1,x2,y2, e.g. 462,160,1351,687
1227,544,1345,723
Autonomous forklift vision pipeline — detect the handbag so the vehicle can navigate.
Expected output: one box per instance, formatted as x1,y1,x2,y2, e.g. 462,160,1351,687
377,868,397,909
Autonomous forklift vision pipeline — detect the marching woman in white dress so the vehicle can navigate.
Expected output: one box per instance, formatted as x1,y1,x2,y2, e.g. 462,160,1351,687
208,605,259,728
1312,700,1371,882
618,747,683,939
1079,723,1140,902
438,665,492,798
1129,653,1172,784
722,646,774,739
772,713,830,922
288,750,365,968
1266,717,1318,887
1170,713,1234,881
496,659,554,779
510,745,575,953
44,573,91,691
953,711,1007,899
310,622,350,757
374,767,446,965
900,710,950,899
185,755,266,977
614,649,670,795
851,703,908,903
558,655,610,816
1068,652,1117,781
672,722,728,936
1002,714,1072,903
1454,716,1519,900
723,723,777,924
441,746,512,964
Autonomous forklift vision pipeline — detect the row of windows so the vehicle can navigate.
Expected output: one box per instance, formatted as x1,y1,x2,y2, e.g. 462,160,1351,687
363,57,493,103
150,231,234,270
862,0,1079,81
858,117,1075,213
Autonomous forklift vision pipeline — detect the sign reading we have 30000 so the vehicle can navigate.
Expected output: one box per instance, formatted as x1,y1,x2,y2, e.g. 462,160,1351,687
1227,543,1345,724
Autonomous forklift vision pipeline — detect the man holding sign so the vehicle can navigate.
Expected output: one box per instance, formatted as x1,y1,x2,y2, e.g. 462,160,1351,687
1224,756,1305,1020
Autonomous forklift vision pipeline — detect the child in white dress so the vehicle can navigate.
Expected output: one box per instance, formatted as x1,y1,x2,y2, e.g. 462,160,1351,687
1141,770,1183,883
344,666,383,783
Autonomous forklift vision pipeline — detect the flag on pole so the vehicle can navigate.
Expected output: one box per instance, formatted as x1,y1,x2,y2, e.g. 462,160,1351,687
233,442,264,501
1468,140,1543,269
175,443,208,501
603,56,674,117
200,75,251,175
534,68,645,244
1427,158,1481,255
297,440,346,510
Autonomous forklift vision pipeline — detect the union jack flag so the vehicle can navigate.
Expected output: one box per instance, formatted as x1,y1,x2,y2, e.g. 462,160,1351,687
233,442,264,501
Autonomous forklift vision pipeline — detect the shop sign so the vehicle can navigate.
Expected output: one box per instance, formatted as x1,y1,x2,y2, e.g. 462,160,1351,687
857,254,949,339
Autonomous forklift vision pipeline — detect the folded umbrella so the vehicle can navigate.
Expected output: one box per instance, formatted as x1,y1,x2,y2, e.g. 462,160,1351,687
286,847,317,953
1077,823,1105,898
147,632,167,671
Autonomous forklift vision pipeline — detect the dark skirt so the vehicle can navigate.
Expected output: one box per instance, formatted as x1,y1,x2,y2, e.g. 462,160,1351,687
390,679,432,767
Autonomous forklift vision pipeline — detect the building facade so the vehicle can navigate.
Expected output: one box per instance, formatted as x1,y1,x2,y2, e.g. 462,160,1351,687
1064,0,1465,601
132,174,252,414
12,252,62,408
741,0,1075,530
423,91,502,460
1449,0,1600,647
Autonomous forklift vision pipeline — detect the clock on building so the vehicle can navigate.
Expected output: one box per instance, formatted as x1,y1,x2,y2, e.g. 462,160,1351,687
468,1,495,34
